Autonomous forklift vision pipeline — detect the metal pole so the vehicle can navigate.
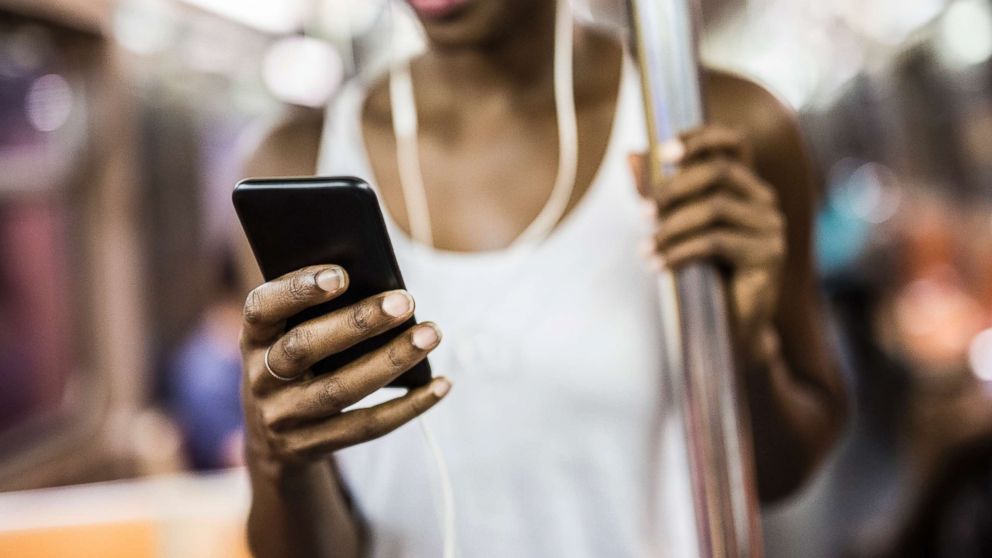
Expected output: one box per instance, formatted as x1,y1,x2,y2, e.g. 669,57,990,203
626,1,763,556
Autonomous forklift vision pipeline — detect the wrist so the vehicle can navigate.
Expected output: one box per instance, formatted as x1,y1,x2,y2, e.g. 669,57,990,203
246,439,324,483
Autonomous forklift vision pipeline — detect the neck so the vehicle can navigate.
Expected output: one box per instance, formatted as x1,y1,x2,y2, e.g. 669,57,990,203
417,6,563,103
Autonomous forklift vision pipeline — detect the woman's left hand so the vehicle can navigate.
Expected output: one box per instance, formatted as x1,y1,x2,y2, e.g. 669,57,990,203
631,124,786,363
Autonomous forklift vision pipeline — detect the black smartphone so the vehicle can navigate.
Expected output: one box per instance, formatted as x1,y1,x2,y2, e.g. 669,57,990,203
233,176,431,389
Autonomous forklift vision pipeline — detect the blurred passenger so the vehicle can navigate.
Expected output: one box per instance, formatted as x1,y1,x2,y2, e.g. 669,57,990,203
878,195,992,558
237,1,846,556
817,187,992,556
168,249,244,469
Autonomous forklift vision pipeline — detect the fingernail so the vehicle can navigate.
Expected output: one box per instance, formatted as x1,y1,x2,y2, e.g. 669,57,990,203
382,291,414,317
650,255,667,272
316,267,344,292
638,238,656,258
658,139,685,165
431,378,451,398
641,200,658,219
412,323,441,350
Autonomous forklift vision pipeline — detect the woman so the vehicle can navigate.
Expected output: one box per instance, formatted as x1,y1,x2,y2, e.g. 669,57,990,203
238,1,846,556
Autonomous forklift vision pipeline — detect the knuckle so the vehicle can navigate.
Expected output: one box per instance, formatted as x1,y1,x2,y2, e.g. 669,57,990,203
280,433,318,461
357,415,385,441
411,394,431,415
250,373,267,396
348,302,377,333
756,179,777,201
316,375,347,412
386,342,411,370
261,424,281,447
280,329,312,366
260,407,281,431
772,236,787,256
287,273,316,303
243,288,265,325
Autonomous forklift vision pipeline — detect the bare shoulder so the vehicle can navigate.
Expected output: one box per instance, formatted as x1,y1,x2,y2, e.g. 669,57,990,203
243,106,324,178
704,70,809,167
704,69,819,211
705,70,794,127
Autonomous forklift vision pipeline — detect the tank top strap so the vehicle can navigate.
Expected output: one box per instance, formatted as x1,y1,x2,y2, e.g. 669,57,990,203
315,54,652,268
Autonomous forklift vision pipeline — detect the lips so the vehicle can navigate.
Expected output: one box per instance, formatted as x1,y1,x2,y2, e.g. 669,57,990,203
408,0,469,19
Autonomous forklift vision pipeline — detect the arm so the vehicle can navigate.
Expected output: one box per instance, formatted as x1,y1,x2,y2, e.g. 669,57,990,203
246,454,362,558
240,110,360,558
636,72,847,503
715,74,848,502
237,111,452,557
241,268,447,558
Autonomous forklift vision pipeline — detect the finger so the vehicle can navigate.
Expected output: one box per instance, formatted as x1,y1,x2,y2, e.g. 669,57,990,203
658,139,687,166
724,162,776,204
679,125,750,164
264,323,442,428
256,290,417,388
660,230,785,270
654,193,783,249
279,377,452,458
657,160,776,210
628,152,650,198
242,265,348,345
630,144,687,201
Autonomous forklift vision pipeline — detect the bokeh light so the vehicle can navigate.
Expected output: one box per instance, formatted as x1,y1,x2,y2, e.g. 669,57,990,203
937,0,992,68
114,0,178,55
25,74,73,133
969,328,992,381
262,36,343,108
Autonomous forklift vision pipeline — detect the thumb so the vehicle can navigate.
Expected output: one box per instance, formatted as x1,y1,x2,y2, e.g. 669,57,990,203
628,152,650,198
629,140,686,200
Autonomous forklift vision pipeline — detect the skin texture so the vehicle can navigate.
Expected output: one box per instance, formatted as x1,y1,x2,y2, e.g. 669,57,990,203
238,1,847,556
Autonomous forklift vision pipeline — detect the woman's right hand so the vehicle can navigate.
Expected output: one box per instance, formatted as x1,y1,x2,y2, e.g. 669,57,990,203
239,264,450,466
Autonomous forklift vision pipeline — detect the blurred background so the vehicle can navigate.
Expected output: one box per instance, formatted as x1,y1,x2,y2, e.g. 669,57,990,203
0,0,991,556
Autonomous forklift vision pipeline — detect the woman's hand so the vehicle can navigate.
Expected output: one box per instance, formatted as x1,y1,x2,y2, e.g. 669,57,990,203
239,264,450,466
632,124,786,363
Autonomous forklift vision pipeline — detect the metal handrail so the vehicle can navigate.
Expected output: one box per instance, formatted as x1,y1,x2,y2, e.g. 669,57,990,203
627,1,763,555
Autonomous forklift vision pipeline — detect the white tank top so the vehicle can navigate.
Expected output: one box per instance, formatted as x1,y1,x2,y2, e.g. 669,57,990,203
317,58,698,558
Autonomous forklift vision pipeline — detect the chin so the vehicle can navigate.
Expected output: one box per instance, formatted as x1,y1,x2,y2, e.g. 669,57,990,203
409,0,549,49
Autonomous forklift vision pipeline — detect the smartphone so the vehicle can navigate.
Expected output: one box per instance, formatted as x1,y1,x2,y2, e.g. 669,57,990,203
233,176,431,389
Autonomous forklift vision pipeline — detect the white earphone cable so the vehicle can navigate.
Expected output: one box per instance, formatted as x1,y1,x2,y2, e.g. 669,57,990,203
418,417,457,558
391,0,577,250
388,2,578,557
389,62,435,247
515,0,578,245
